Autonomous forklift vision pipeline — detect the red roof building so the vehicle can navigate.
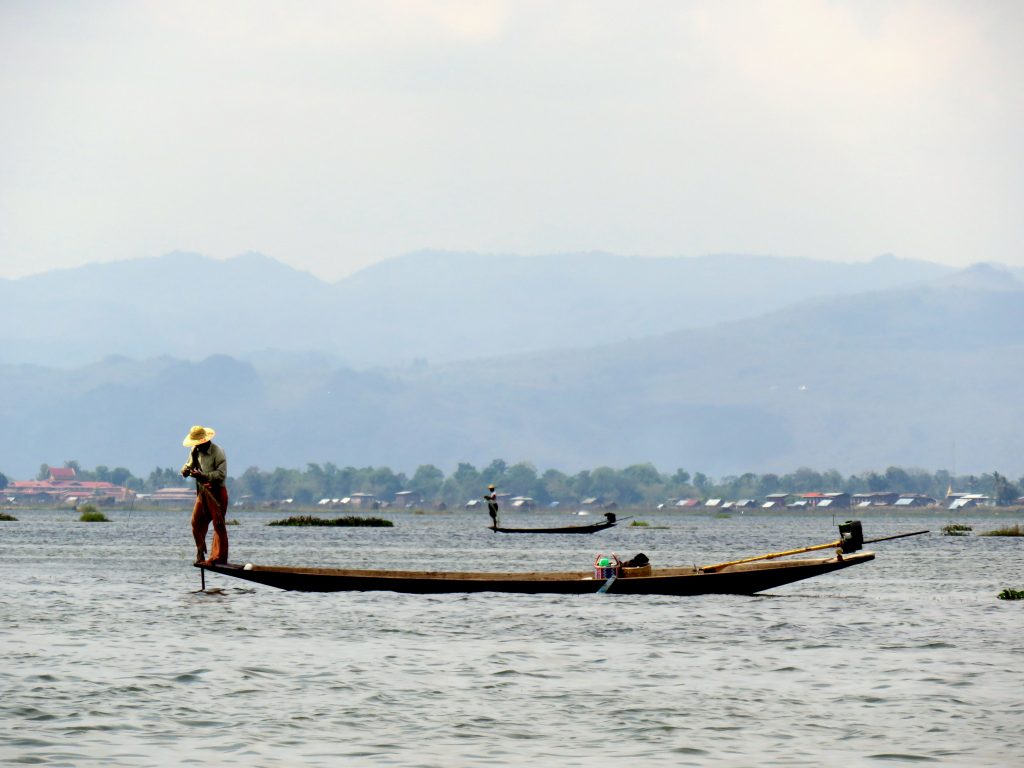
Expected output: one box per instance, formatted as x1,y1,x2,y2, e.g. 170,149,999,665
4,470,135,506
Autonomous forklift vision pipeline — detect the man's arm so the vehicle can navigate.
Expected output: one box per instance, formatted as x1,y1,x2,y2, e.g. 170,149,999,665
204,445,227,484
181,449,196,477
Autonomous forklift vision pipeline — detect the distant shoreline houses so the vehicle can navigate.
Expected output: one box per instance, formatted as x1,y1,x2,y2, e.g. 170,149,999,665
272,489,1007,511
3,466,136,506
3,467,1017,511
662,491,999,510
2,466,205,508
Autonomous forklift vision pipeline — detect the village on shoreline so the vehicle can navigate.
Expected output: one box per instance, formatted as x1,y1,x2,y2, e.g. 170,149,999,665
3,465,1022,514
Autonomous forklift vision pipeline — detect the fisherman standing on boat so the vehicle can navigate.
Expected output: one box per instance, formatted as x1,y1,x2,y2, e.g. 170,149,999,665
485,484,499,530
181,425,229,566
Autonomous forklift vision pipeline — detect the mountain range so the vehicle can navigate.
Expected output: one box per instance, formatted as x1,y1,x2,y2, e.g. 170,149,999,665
0,249,964,368
1,252,1022,481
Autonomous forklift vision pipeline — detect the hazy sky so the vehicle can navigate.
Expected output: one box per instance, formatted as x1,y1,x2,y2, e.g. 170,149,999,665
1,0,1021,281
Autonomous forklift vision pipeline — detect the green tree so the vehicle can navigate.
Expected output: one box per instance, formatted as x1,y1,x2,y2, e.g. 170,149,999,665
365,466,405,499
0,471,8,490
718,475,740,498
588,467,619,500
734,472,759,497
292,465,325,501
670,468,691,486
324,465,357,497
110,467,134,487
992,472,1020,506
267,467,300,500
305,463,326,495
570,470,593,499
146,466,189,491
622,463,662,487
620,463,666,505
865,472,889,491
504,462,539,498
785,467,824,493
540,469,572,503
36,463,50,481
885,466,911,492
482,459,508,487
235,466,267,499
409,464,444,501
442,462,481,505
757,473,781,496
821,469,843,491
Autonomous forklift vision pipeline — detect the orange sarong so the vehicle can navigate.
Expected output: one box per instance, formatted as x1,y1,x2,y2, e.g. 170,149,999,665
191,484,229,565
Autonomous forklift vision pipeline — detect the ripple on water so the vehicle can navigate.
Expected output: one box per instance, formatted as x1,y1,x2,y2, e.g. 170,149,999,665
2,510,1024,766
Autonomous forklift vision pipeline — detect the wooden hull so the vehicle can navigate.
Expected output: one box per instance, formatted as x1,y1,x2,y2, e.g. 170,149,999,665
492,520,616,534
198,552,874,595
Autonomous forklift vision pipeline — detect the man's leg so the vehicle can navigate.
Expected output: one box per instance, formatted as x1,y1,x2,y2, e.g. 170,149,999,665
191,496,210,564
206,486,229,564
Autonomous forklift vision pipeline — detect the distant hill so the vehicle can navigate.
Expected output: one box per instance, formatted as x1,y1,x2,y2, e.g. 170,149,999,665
0,252,337,367
2,269,1021,480
0,250,953,368
328,250,953,365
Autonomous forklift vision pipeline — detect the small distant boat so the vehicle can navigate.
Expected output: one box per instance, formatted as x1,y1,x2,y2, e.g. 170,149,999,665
195,521,915,596
492,513,620,534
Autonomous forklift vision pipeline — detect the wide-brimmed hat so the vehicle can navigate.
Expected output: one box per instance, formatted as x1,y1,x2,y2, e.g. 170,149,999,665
183,425,216,447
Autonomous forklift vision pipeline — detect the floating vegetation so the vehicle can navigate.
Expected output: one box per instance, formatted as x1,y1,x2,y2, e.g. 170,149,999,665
78,504,109,522
226,519,241,526
0,512,17,521
997,588,1024,600
268,515,394,527
632,520,670,529
941,524,972,536
980,524,1023,537
714,513,732,519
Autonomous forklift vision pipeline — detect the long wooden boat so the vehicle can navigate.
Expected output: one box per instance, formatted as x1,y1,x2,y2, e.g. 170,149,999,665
492,518,617,534
197,551,875,595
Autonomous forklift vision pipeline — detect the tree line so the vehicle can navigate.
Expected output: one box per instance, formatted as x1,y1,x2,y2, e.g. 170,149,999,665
22,460,1024,507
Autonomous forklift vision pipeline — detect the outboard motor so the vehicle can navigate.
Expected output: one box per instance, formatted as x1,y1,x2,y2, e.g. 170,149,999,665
839,520,864,553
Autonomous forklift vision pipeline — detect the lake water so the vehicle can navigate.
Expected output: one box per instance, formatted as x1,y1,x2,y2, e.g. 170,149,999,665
2,508,1022,767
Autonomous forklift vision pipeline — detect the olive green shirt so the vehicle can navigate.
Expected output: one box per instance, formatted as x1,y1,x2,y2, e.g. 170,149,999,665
182,442,227,488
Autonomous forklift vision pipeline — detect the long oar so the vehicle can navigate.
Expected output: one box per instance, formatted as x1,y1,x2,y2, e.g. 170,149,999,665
864,530,929,544
701,540,841,573
597,574,617,594
701,529,929,574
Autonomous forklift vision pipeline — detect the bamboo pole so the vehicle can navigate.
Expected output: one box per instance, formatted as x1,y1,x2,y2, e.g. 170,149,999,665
701,540,842,573
700,529,928,573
